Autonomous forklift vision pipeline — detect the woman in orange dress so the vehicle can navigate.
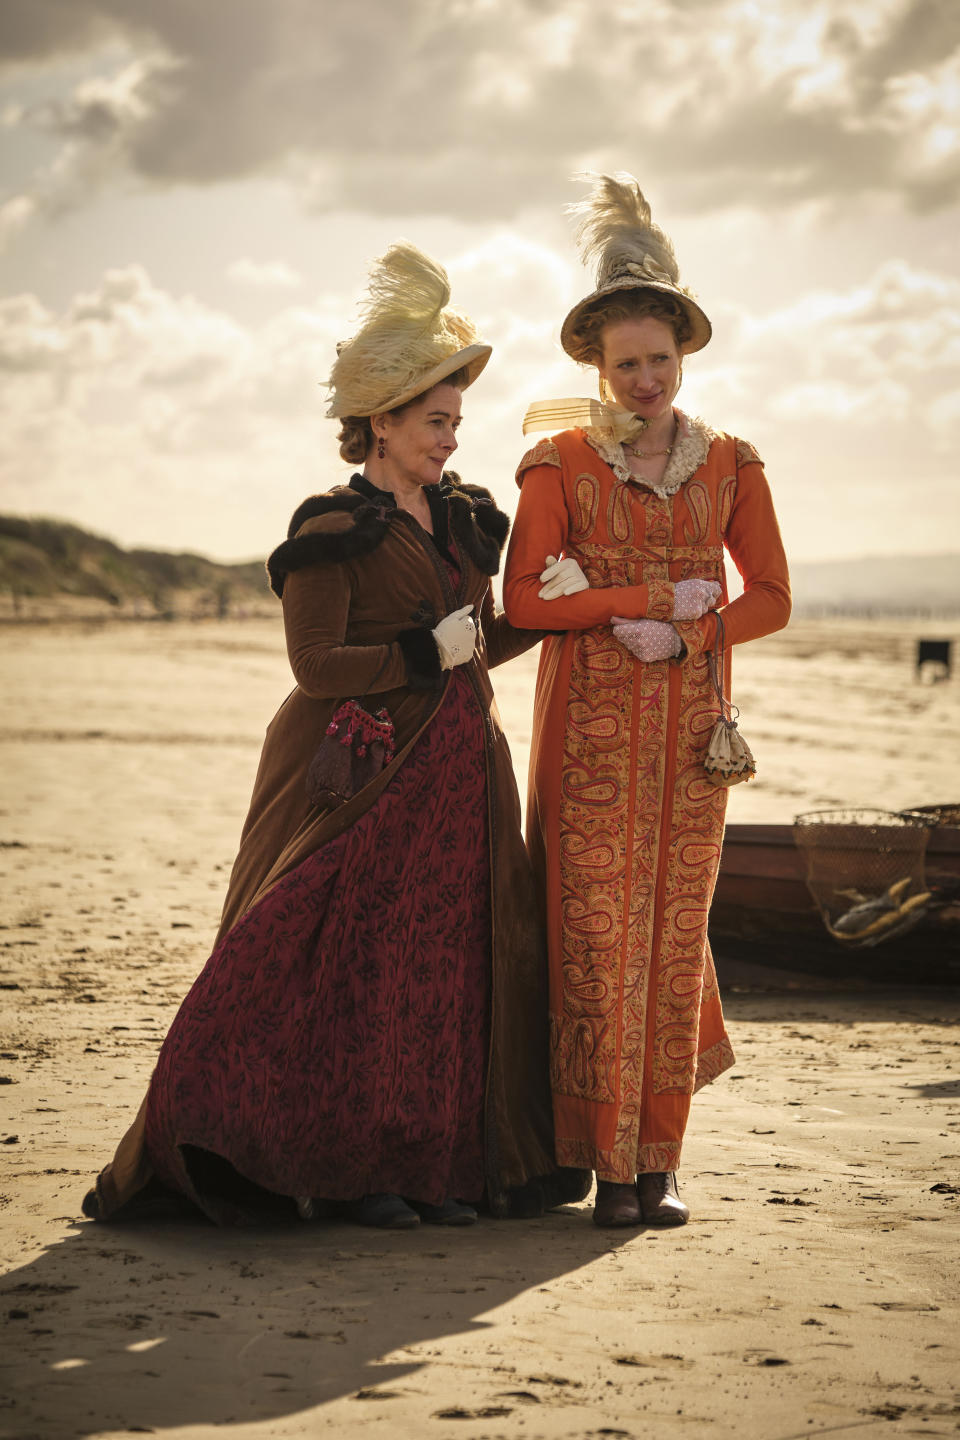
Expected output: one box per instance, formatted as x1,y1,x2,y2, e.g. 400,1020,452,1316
503,175,791,1228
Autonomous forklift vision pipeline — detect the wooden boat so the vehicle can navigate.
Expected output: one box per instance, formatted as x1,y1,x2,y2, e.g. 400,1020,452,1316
710,809,960,985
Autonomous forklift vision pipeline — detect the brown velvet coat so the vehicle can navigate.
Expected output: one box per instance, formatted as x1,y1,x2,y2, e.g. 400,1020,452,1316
88,473,589,1221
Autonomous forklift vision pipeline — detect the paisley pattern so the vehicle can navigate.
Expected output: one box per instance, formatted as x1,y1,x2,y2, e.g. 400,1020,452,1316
572,473,601,541
520,436,562,474
528,425,740,1181
681,479,711,546
736,438,763,467
143,669,491,1224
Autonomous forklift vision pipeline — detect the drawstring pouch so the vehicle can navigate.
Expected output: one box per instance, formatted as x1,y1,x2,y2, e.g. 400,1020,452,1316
306,655,396,808
704,611,756,787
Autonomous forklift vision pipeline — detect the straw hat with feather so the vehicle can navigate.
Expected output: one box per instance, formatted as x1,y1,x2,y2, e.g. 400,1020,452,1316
325,241,491,418
560,173,711,361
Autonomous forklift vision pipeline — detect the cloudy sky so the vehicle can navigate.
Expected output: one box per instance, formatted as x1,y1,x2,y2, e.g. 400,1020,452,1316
1,0,958,563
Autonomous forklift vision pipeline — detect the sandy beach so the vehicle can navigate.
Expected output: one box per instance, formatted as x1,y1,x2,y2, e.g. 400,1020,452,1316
2,615,959,1439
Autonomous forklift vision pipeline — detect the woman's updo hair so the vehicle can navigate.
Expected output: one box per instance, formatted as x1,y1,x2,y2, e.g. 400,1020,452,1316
335,365,472,464
568,289,692,367
337,416,373,465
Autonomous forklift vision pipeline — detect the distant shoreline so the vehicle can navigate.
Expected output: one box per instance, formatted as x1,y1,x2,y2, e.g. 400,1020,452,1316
3,513,959,624
0,601,278,625
3,603,960,626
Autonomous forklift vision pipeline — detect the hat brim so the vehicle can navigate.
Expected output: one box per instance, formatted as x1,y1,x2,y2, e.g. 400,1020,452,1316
370,343,492,415
561,279,712,359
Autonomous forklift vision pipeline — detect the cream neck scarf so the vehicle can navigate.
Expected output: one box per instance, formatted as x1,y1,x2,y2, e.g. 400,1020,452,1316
522,396,649,446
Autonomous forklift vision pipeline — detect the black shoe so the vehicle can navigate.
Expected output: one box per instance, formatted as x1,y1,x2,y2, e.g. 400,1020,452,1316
593,1180,643,1227
409,1197,478,1226
351,1193,420,1229
636,1172,689,1226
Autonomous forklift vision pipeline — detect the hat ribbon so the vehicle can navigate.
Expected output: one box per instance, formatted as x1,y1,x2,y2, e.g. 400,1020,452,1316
618,256,676,286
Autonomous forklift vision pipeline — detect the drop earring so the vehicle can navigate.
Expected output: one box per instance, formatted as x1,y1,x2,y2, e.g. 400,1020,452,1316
377,435,386,460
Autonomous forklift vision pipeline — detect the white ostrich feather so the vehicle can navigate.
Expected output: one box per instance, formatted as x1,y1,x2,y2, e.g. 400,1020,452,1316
358,240,451,326
326,241,480,417
567,172,680,288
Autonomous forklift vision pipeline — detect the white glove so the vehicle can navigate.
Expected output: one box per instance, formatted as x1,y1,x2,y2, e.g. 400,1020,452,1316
433,604,477,670
539,554,589,600
613,618,682,662
672,578,721,621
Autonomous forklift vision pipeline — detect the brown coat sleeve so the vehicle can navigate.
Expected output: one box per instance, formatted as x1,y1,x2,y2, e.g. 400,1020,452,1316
479,581,544,669
281,560,409,699
281,513,443,697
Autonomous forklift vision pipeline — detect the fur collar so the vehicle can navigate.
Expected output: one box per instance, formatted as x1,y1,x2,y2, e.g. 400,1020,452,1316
583,409,718,499
267,471,509,597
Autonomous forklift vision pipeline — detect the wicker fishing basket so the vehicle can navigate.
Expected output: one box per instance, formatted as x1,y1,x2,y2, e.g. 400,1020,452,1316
793,807,931,948
898,802,960,829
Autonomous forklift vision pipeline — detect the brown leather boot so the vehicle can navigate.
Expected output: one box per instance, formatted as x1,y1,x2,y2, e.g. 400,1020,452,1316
636,1171,689,1226
593,1179,642,1227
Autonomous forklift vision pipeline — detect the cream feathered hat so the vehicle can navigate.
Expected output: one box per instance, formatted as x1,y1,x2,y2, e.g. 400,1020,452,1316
521,174,711,437
325,241,491,418
560,172,711,361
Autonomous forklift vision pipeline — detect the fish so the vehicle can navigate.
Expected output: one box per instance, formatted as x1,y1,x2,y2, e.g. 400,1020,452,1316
830,877,911,935
827,877,932,946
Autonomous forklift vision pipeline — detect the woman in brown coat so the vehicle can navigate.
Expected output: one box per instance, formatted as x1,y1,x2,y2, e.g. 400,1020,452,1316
83,243,588,1229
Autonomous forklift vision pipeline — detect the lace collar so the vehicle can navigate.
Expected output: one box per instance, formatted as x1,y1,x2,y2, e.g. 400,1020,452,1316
582,409,717,499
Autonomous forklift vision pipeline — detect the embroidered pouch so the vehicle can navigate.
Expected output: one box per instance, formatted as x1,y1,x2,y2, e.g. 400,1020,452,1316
306,698,396,808
704,612,756,787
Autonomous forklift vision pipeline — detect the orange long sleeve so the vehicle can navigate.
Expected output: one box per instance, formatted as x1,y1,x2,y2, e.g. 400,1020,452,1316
503,465,675,629
673,458,791,658
722,458,791,642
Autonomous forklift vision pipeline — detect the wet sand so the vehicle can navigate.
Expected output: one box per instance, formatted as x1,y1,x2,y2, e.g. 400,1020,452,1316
1,616,959,1438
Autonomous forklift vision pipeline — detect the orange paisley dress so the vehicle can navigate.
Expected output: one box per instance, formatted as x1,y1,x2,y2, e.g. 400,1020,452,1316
503,411,791,1182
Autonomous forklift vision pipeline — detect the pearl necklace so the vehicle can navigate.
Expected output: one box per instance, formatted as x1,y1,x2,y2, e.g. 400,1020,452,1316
623,441,672,459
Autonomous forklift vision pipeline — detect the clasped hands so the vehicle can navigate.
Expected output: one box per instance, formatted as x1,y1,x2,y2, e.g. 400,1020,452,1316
612,576,722,661
537,554,721,662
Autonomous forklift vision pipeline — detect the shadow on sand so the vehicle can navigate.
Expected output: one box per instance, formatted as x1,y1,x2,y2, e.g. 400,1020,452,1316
723,987,959,1027
3,1205,633,1438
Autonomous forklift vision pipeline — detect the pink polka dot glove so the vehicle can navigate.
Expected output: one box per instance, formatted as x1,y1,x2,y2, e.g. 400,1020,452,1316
612,618,683,662
672,578,721,621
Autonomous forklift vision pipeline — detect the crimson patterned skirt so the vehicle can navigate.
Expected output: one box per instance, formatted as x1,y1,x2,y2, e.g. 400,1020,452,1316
144,669,490,1224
